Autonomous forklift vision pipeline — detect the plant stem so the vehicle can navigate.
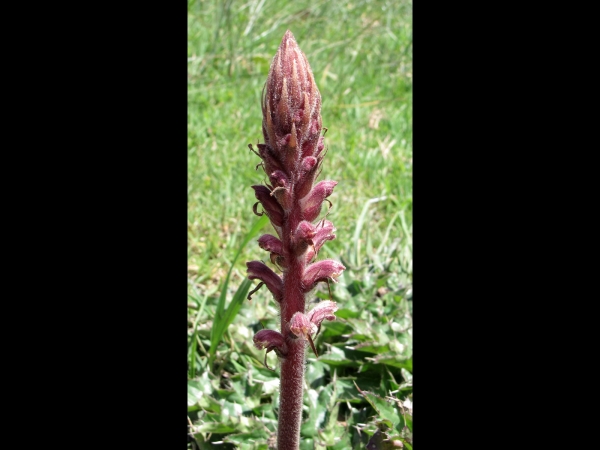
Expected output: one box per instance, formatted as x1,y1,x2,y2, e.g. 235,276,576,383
277,202,306,449
277,339,305,449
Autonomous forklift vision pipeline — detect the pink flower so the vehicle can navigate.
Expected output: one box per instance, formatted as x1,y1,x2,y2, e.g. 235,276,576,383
253,329,288,370
289,301,338,357
299,180,338,222
302,260,346,292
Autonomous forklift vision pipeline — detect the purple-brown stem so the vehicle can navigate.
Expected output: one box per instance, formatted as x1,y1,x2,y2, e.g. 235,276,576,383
277,207,306,448
247,30,344,450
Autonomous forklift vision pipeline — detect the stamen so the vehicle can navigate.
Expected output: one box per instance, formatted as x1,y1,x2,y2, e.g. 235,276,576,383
307,334,318,358
247,282,265,301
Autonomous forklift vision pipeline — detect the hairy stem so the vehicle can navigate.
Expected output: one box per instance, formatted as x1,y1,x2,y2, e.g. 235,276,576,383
277,339,305,449
277,196,306,449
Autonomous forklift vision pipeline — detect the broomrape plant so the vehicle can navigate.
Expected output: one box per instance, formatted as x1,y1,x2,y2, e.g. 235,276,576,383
246,30,345,449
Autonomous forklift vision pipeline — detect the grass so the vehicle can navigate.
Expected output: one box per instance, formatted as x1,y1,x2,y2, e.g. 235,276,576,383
188,0,412,448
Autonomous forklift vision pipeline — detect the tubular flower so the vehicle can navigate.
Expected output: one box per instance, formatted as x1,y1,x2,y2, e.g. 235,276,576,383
302,260,346,292
253,330,288,370
289,301,338,357
304,220,336,263
246,261,283,303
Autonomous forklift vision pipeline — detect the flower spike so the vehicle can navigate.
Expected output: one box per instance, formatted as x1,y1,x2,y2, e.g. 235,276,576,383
245,30,345,449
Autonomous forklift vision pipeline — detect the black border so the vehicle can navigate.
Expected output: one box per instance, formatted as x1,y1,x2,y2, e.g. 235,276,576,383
413,3,519,447
14,1,541,447
30,3,190,447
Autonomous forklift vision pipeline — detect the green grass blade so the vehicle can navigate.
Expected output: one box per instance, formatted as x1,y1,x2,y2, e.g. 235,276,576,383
189,292,209,378
209,277,253,357
375,210,401,257
209,214,269,358
351,196,387,268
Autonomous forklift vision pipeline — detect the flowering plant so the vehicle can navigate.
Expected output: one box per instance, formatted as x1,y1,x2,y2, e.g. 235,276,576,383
246,30,345,449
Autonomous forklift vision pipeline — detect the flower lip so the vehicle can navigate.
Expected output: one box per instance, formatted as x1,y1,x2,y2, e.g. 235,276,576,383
253,329,288,370
289,312,317,340
246,260,284,303
258,234,283,256
306,300,338,326
289,301,338,358
254,329,288,354
302,259,346,292
305,220,336,262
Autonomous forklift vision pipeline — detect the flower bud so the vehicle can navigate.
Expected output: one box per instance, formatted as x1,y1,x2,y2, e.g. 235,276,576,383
304,220,336,263
292,220,316,256
262,30,322,173
299,180,337,222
